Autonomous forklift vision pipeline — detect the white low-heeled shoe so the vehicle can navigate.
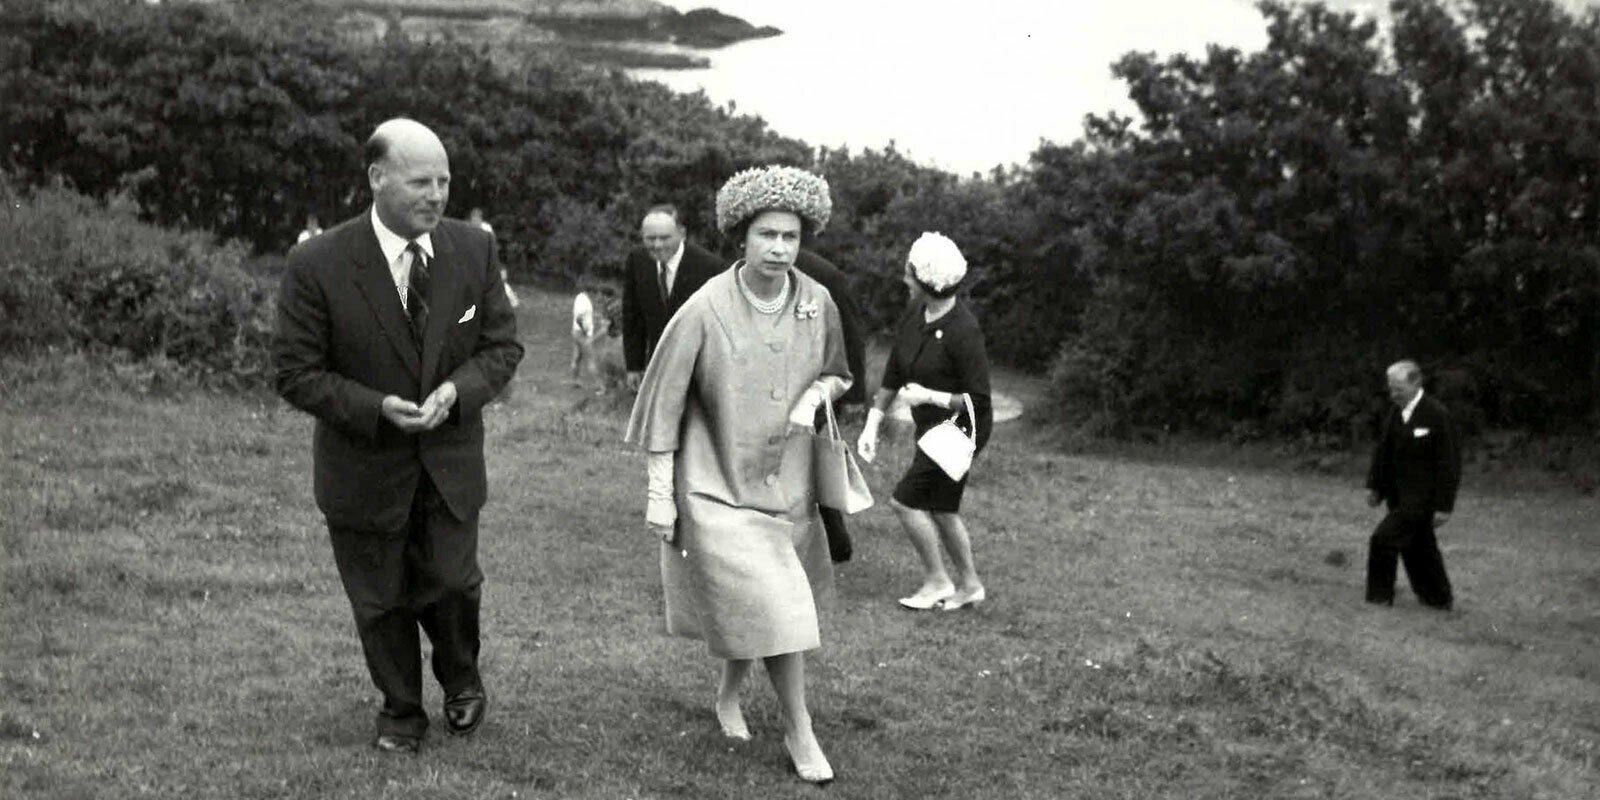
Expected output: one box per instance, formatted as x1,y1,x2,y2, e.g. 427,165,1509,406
940,587,986,611
784,732,834,784
715,698,751,741
897,588,955,610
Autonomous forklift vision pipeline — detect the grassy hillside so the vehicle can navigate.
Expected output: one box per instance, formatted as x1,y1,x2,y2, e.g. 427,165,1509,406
1,287,1596,798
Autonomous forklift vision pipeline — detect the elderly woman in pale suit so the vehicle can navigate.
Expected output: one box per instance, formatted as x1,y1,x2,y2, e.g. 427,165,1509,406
625,166,850,784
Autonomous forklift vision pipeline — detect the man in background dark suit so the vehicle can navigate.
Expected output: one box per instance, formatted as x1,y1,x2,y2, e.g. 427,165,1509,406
273,118,524,754
795,249,867,562
1364,359,1460,611
621,204,723,390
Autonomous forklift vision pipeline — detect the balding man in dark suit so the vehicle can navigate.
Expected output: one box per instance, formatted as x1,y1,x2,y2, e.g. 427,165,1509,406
273,118,523,754
1364,360,1460,611
621,204,723,390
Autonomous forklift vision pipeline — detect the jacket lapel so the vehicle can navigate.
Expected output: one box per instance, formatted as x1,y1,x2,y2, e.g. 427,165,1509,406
349,218,422,378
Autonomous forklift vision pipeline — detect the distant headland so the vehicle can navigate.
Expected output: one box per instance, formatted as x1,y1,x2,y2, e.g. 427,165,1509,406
320,0,781,69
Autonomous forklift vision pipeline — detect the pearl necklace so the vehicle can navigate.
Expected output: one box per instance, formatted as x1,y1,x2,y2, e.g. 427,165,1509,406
737,264,790,315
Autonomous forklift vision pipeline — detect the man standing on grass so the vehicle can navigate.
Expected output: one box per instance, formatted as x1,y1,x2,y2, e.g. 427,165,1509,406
621,204,722,391
1364,359,1459,611
273,118,523,755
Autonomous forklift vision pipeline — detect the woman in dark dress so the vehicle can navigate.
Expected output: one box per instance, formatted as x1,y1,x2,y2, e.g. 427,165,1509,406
857,233,992,611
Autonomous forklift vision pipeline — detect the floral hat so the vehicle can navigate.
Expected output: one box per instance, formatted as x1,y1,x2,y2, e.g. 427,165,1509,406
907,232,967,293
715,165,833,234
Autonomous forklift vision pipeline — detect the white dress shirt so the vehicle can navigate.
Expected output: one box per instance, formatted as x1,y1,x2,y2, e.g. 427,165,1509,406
1401,388,1424,424
658,240,685,297
370,206,434,311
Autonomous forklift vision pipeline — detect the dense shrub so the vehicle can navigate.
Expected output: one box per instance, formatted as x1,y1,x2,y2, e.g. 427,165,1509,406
3,0,1595,442
523,195,632,287
0,179,274,387
1042,0,1600,440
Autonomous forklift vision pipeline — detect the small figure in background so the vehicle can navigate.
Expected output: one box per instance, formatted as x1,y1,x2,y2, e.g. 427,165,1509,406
621,204,722,391
296,213,322,244
470,207,520,309
570,282,611,393
1364,359,1460,611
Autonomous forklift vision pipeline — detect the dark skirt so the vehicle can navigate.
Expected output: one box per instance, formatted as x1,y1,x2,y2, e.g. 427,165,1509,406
892,446,970,513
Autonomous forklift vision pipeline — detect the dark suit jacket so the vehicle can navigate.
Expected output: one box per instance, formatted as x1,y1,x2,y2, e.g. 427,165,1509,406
1366,393,1461,515
621,240,724,372
794,250,866,406
273,213,524,531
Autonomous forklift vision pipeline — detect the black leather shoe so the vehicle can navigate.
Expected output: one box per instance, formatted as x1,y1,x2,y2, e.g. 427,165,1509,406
374,734,420,755
444,687,486,736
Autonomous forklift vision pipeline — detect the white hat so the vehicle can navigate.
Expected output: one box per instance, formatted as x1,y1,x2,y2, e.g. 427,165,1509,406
907,232,967,293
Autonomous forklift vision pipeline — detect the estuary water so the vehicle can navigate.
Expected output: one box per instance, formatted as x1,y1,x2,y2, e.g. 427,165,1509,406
631,0,1325,174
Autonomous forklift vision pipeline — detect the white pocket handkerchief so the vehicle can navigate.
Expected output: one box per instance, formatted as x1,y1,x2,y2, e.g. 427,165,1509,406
457,305,476,324
1413,427,1430,437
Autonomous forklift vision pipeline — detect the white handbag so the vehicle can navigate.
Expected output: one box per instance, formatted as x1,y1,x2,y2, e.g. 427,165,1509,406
916,393,977,481
813,394,874,513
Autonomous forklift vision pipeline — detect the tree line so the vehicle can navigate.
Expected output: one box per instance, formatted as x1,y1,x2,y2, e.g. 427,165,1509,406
3,0,1595,442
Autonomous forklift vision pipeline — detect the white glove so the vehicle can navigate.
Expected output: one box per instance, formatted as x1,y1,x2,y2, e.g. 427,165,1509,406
787,383,826,428
898,382,942,408
857,407,884,462
646,451,676,543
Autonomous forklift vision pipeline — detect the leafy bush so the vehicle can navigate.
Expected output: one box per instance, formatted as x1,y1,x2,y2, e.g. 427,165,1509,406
0,256,76,352
517,196,632,286
3,0,1596,442
0,179,274,387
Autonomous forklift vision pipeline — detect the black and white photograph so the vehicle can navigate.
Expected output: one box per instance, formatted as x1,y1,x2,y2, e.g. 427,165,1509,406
2,0,1597,797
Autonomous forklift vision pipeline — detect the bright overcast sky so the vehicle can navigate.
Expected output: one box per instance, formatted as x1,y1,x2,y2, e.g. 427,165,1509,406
643,0,1277,172
645,0,1591,173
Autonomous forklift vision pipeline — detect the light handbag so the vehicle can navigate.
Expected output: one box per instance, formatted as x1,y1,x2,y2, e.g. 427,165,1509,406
916,393,977,481
812,394,874,514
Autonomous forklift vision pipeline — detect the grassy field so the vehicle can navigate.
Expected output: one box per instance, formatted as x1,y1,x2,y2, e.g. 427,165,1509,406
2,288,1596,799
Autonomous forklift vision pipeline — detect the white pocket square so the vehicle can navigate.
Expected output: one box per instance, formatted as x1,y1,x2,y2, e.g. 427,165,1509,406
457,305,476,324
1413,427,1430,437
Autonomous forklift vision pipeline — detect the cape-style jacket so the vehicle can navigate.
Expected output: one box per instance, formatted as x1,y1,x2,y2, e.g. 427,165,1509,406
625,266,851,658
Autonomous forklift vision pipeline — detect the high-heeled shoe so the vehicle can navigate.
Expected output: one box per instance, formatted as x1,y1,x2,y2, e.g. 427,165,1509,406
940,587,986,611
897,587,955,610
784,732,834,784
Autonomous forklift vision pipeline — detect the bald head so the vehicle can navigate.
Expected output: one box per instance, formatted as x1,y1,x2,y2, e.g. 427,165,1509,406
1385,360,1423,407
367,118,450,239
366,118,445,167
640,205,686,264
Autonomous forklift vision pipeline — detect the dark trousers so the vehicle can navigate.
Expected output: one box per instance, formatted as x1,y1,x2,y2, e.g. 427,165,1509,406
819,505,852,563
327,473,483,738
813,406,854,563
1366,511,1453,608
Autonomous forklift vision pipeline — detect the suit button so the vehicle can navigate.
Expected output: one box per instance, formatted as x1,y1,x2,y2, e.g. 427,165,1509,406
770,388,784,400
765,473,779,487
769,343,784,352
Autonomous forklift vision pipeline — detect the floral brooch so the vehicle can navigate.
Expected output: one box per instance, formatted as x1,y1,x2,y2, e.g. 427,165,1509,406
795,299,819,320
